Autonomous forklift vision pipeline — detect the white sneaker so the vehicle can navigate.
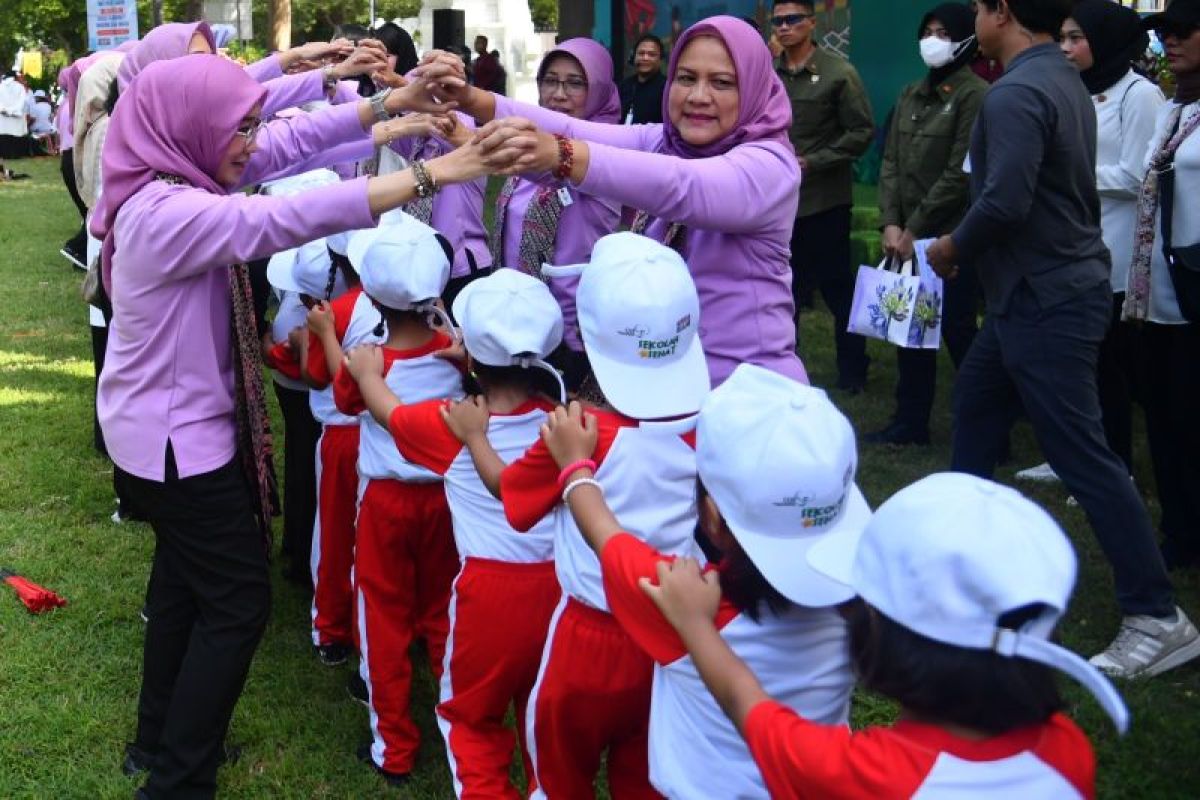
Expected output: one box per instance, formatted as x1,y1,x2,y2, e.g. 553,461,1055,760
1089,607,1200,679
1015,462,1060,483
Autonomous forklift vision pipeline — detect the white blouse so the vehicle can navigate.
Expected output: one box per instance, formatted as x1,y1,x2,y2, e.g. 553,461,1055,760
1142,99,1200,325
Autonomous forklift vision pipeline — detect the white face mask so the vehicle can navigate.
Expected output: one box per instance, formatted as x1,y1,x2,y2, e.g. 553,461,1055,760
919,35,973,68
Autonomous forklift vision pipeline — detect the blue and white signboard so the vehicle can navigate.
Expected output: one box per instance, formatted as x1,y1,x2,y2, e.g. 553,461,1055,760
87,0,139,51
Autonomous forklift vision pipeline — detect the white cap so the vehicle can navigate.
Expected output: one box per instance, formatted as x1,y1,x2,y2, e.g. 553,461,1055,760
807,472,1130,734
266,238,339,298
452,269,567,400
543,231,709,419
697,364,870,608
348,212,450,311
260,168,340,197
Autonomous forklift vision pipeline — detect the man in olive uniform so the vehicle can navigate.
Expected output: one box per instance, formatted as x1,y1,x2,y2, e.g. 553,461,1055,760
773,0,875,393
868,3,987,445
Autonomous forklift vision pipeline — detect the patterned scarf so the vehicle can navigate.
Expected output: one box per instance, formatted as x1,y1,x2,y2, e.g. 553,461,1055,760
489,176,564,280
401,137,435,225
630,210,687,253
1123,106,1200,321
153,172,278,550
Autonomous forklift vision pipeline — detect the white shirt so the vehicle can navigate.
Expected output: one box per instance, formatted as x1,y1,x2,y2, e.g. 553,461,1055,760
1093,71,1164,293
1142,100,1200,324
0,78,28,137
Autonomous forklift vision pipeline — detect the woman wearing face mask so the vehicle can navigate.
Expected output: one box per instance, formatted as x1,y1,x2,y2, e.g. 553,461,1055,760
867,2,986,446
1014,1,1162,484
94,54,489,799
429,15,806,388
487,39,622,387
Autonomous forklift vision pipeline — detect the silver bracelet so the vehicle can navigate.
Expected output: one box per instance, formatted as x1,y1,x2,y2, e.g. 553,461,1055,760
562,477,603,504
370,88,393,122
411,159,439,198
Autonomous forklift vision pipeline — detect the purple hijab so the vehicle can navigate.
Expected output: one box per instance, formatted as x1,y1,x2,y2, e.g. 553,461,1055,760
117,22,215,92
93,54,266,292
537,38,621,123
661,15,792,158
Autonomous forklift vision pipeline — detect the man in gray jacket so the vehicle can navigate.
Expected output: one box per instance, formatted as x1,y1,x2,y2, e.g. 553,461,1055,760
927,0,1199,679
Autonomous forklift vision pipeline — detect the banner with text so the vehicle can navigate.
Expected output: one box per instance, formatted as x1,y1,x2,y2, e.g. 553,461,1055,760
87,0,139,51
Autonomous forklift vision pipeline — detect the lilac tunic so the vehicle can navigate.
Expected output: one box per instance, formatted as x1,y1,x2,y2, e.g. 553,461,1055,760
99,109,378,481
493,96,805,386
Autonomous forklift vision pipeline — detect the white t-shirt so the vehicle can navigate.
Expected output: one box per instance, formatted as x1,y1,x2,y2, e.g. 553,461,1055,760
1142,100,1200,324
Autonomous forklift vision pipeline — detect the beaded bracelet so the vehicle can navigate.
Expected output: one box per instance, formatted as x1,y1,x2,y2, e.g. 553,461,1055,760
556,459,597,490
562,477,603,504
553,134,574,181
412,159,439,198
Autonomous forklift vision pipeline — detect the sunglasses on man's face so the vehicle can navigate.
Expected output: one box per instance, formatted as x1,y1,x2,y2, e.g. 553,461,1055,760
771,13,815,28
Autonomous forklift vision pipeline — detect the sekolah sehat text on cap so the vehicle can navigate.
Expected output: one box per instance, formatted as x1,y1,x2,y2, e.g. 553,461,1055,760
807,472,1130,733
266,238,340,298
348,211,451,315
697,363,871,608
452,269,567,402
542,231,709,419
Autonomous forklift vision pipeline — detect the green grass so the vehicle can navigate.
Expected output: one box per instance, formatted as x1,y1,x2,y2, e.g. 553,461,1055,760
0,160,1197,798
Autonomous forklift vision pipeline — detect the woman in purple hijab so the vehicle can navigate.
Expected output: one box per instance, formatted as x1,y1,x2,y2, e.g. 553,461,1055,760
489,38,622,384
446,16,805,388
97,54,489,799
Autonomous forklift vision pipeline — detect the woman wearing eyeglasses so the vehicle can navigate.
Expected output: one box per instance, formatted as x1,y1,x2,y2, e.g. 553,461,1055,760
489,39,621,389
93,55,492,799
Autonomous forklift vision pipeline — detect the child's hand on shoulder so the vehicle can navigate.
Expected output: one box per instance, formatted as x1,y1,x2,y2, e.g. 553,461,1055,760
286,325,306,352
541,401,598,469
441,395,490,443
344,344,383,380
640,558,721,636
307,301,335,337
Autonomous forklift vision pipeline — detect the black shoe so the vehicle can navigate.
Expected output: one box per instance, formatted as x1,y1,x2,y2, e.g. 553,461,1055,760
316,642,353,666
347,672,370,707
60,232,87,270
123,742,241,777
357,743,411,787
864,421,930,446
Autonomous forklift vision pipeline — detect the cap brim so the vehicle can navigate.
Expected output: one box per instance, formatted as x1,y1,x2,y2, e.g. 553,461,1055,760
730,485,870,608
805,487,871,592
587,331,710,419
266,249,302,294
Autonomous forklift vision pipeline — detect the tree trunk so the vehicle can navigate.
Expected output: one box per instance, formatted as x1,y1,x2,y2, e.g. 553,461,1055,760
153,0,163,28
269,0,292,51
184,0,204,22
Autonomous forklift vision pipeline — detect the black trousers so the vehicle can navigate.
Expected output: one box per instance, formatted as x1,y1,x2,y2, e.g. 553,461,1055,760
1096,293,1135,472
1138,322,1200,557
273,382,321,581
90,322,108,456
60,148,86,220
892,261,980,430
790,205,869,383
951,281,1174,618
116,451,271,800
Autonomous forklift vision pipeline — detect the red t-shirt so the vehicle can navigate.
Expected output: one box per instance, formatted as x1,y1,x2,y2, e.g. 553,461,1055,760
306,286,365,389
266,341,302,380
331,331,456,416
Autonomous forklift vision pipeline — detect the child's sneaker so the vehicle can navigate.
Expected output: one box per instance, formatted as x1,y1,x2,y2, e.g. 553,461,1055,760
1015,462,1060,483
356,743,410,787
315,642,352,666
1089,607,1200,679
347,672,369,707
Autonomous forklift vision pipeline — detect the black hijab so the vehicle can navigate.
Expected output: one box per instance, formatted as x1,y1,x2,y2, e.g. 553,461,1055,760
919,3,979,87
1072,0,1148,95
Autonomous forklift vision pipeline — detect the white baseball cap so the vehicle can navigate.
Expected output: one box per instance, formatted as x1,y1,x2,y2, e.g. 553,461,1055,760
807,472,1130,734
260,168,340,197
348,211,450,312
452,269,567,401
697,364,870,608
542,231,709,419
266,238,340,298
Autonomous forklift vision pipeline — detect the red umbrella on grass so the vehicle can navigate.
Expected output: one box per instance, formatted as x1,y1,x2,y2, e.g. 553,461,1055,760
1,567,67,613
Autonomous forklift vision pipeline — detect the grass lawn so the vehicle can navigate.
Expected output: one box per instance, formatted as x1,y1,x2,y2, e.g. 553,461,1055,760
1,158,1197,799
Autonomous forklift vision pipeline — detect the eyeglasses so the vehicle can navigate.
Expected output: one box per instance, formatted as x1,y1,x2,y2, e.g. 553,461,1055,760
235,118,264,144
537,77,588,96
771,13,814,28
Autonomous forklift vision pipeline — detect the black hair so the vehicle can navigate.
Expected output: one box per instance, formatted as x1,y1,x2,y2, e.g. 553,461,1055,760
773,0,816,11
697,481,791,623
332,23,370,44
475,34,489,48
375,23,419,75
330,250,359,287
471,361,562,400
846,600,1065,735
632,33,666,58
103,75,119,116
976,0,1072,36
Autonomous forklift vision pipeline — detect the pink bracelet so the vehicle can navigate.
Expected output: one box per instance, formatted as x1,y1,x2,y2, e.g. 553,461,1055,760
557,459,597,490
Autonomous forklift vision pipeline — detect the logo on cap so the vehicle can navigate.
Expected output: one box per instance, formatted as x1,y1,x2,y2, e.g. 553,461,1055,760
775,491,848,529
638,335,680,360
675,314,691,333
617,325,648,338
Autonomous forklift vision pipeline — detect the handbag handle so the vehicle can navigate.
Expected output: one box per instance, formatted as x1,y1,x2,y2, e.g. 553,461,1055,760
877,253,915,276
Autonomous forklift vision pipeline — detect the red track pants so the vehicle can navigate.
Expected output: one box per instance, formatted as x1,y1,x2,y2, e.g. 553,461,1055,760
310,424,359,647
436,558,561,799
355,478,459,775
526,597,662,799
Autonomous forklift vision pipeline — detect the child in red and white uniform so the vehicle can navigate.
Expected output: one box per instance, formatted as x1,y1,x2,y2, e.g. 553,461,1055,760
263,232,345,587
456,232,712,798
352,268,565,798
303,227,384,666
645,464,1130,798
538,365,866,798
338,214,464,785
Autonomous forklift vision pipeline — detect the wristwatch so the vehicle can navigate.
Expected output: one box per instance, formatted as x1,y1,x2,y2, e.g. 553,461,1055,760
370,88,394,123
321,65,338,95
